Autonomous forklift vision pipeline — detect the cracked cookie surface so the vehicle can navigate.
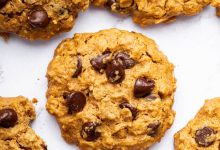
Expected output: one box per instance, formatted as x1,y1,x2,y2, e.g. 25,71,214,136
0,96,47,150
0,0,88,40
46,28,176,149
174,97,220,150
92,0,210,26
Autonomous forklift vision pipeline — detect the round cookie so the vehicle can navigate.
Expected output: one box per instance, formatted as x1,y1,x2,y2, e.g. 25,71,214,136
91,0,210,26
174,98,220,150
0,96,47,150
0,0,89,40
46,28,176,149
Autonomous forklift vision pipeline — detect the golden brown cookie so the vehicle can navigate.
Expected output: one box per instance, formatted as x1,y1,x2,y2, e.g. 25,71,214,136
0,96,47,150
0,0,89,40
174,98,220,150
211,0,220,17
92,0,210,26
46,28,176,149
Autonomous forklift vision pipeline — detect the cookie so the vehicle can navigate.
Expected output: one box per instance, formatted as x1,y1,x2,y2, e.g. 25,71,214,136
0,0,88,40
0,96,47,150
211,1,220,17
46,28,176,149
174,98,220,150
91,0,210,26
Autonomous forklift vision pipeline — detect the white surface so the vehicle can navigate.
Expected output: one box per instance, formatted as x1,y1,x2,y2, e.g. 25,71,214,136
1,6,220,150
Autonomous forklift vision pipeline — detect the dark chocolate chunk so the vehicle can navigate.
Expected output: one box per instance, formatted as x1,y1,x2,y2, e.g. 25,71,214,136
72,57,82,78
105,0,115,7
90,52,111,73
115,52,136,69
195,127,216,147
0,0,8,8
134,77,155,98
119,102,137,119
28,6,50,28
81,122,101,141
147,121,161,137
0,108,18,128
106,59,125,83
64,92,86,114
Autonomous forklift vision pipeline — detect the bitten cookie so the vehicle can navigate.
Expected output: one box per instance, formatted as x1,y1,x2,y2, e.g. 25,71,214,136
0,96,47,150
91,0,210,26
0,0,88,40
46,28,176,149
174,98,220,150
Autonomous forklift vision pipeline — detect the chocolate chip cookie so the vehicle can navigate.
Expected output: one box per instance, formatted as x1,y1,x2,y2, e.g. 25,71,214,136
0,0,88,40
92,0,210,26
0,96,47,150
46,28,176,149
174,97,220,150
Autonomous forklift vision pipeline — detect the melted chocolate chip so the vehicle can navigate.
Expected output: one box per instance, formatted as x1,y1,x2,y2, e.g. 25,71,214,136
106,59,125,83
0,108,18,128
147,121,161,137
119,102,137,119
115,52,136,69
134,77,155,98
72,57,82,78
90,52,111,73
64,92,86,114
195,127,216,147
0,0,8,8
28,6,50,28
81,122,101,141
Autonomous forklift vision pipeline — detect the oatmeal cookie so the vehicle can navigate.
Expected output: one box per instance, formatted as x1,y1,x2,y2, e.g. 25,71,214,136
46,28,176,149
174,98,220,150
92,0,210,26
0,0,88,40
0,96,47,150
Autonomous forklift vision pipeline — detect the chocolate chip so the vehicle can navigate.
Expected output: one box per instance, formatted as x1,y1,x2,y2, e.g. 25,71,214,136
105,0,115,7
147,121,161,137
115,52,136,69
64,92,86,114
90,52,111,73
80,122,101,141
119,102,137,119
106,59,125,83
0,0,8,8
134,77,155,98
195,127,216,147
41,144,47,150
28,6,50,28
72,57,82,78
0,108,18,128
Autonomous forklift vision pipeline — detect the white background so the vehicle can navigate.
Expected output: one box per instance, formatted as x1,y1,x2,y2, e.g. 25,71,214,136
1,6,220,150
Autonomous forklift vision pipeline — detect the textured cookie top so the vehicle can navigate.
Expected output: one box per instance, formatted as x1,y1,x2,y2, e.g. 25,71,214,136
0,96,46,150
174,98,220,150
92,0,210,26
46,29,176,149
0,0,87,40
